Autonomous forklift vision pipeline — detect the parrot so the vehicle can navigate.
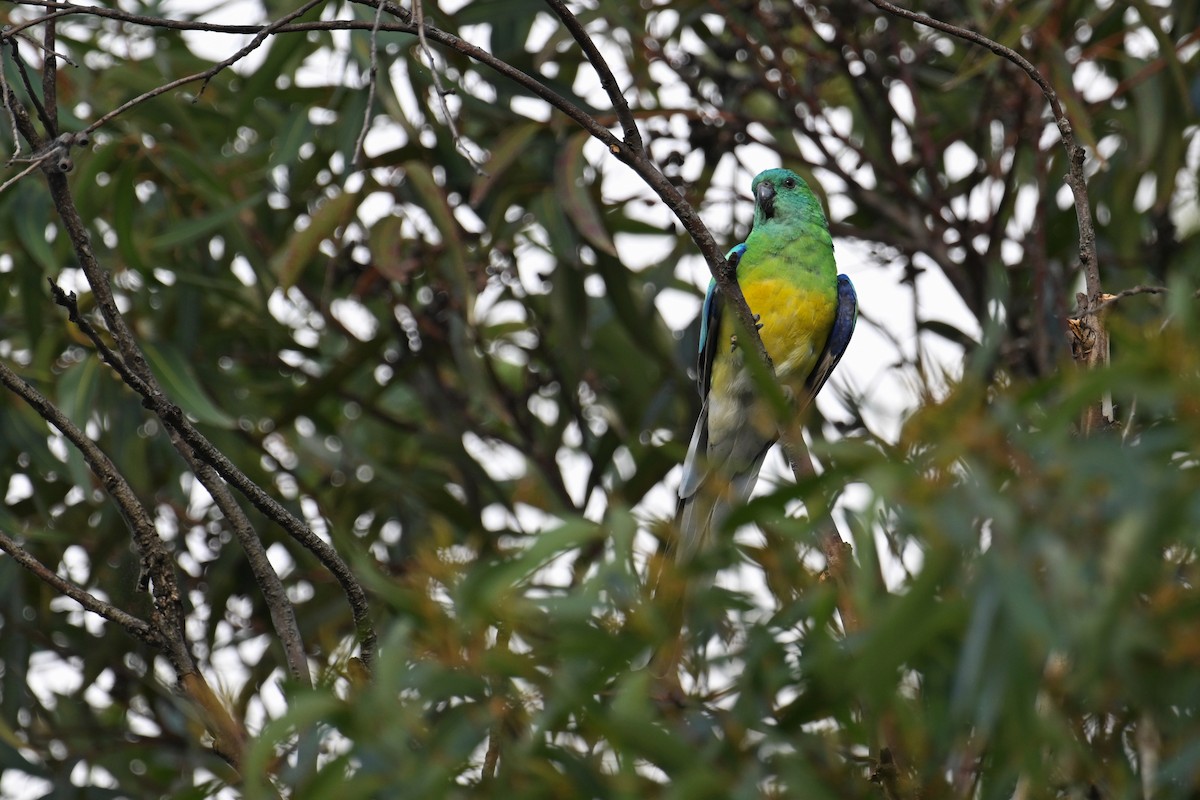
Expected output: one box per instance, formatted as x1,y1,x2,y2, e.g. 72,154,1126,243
675,167,857,559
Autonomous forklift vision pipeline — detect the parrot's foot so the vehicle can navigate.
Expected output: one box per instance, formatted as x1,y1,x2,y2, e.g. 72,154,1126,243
730,316,762,351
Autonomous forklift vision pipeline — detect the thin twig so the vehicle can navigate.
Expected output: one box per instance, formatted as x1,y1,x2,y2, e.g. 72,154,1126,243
542,0,643,152
0,54,21,156
2,60,41,148
180,449,314,686
40,19,58,134
412,0,486,175
865,0,1100,308
351,0,387,169
47,278,377,669
1089,284,1169,313
0,8,77,41
8,39,53,133
83,0,326,136
0,528,157,646
0,158,44,192
0,351,192,673
13,29,78,67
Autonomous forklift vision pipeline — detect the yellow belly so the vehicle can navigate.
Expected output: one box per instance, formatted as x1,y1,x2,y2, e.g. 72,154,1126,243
707,278,836,440
739,278,834,380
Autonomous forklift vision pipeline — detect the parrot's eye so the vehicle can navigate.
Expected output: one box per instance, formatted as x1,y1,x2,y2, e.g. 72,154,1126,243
783,177,796,189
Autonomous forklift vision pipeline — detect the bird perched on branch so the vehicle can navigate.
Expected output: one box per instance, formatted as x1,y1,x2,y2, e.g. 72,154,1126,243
675,167,857,558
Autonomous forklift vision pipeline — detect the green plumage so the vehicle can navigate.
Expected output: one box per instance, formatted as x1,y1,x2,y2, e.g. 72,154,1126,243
676,168,856,558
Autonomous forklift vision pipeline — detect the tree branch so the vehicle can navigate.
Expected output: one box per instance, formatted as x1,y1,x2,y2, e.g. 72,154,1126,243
80,0,326,135
180,448,314,686
7,39,52,134
0,354,192,673
412,0,486,174
352,0,387,170
867,0,1109,433
1088,284,1170,313
541,0,643,153
865,0,1100,306
40,17,57,134
0,528,157,646
47,278,376,669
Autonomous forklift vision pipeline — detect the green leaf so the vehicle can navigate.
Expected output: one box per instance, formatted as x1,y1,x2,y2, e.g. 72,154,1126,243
148,192,265,251
470,122,542,205
555,131,617,257
15,187,58,271
269,188,360,291
142,341,236,428
112,161,146,272
56,358,102,488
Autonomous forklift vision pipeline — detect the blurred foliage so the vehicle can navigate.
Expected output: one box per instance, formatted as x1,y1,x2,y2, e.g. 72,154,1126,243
0,0,1197,797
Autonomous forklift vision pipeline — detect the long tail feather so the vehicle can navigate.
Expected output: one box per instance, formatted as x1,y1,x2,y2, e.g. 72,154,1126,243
675,444,772,561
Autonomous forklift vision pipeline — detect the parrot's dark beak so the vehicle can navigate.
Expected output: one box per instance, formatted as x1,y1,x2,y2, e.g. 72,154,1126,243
756,180,776,219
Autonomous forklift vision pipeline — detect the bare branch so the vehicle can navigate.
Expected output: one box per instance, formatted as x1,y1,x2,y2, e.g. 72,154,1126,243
11,29,77,67
0,528,157,646
40,18,57,134
83,0,326,135
0,7,77,41
0,55,22,156
542,0,643,152
865,0,1100,308
0,158,43,192
181,450,314,686
0,350,192,673
47,277,377,669
7,39,53,133
413,0,487,174
352,0,387,170
2,59,42,148
1089,284,1169,313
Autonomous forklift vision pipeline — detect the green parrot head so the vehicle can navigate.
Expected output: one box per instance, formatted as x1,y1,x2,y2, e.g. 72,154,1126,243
750,168,829,232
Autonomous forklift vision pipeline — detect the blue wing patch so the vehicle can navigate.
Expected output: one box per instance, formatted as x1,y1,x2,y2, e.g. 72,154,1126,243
696,242,745,398
803,273,858,400
680,243,746,503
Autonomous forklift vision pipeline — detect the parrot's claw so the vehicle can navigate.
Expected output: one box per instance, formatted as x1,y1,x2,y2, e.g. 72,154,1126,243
753,314,763,330
729,333,738,352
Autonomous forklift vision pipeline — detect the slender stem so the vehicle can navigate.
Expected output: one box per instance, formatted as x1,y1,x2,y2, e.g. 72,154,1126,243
0,158,43,193
352,0,387,169
0,528,157,645
83,0,326,135
865,0,1100,307
41,18,57,134
47,279,376,668
8,39,52,133
2,58,41,147
1091,284,1169,312
542,0,643,152
0,353,192,672
181,449,314,686
413,0,486,173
